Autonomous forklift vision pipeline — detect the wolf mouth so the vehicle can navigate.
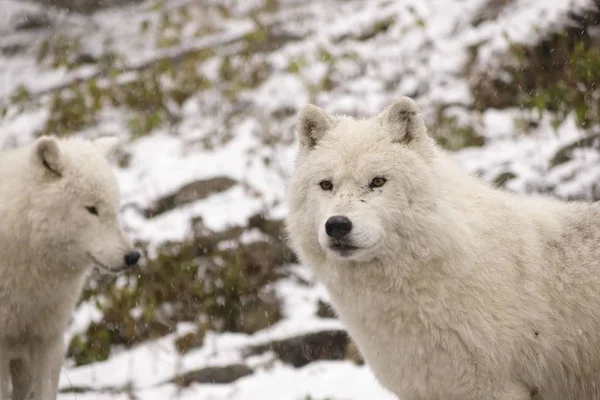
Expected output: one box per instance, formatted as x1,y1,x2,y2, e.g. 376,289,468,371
330,242,359,252
88,253,125,274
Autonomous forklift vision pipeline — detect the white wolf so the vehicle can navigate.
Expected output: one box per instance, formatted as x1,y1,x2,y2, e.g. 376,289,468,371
0,136,141,400
285,96,600,400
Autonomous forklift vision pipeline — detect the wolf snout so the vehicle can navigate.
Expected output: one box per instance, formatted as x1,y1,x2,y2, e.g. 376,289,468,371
325,215,353,239
124,250,141,267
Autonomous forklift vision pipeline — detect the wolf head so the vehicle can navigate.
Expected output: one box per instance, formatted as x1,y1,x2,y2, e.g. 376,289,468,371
28,135,140,273
286,97,441,265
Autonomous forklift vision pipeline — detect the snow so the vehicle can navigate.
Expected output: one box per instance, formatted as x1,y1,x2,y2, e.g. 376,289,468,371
86,362,396,400
1,0,600,398
57,265,357,400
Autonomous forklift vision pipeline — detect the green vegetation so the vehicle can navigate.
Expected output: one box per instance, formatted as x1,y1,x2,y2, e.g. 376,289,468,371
218,54,271,101
32,43,213,138
67,215,292,366
518,41,600,130
36,34,83,70
356,16,396,41
2,0,297,140
433,115,485,151
471,3,600,132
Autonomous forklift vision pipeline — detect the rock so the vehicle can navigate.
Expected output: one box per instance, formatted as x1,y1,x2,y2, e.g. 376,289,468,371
247,213,298,264
241,241,284,288
0,44,26,57
174,330,205,355
75,53,99,65
316,299,337,319
27,0,144,14
344,341,365,365
237,295,281,334
172,364,253,387
493,171,517,189
550,133,600,168
246,330,349,368
12,12,52,31
248,213,285,239
471,0,514,27
59,385,121,394
143,177,237,218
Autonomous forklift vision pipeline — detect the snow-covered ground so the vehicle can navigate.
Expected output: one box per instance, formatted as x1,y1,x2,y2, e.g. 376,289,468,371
58,264,397,400
1,0,599,398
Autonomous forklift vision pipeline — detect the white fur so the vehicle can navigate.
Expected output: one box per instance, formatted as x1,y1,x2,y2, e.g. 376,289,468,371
0,135,138,400
286,97,600,400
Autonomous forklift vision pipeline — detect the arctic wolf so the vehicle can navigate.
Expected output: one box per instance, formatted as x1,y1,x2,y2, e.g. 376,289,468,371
0,136,141,400
286,97,600,400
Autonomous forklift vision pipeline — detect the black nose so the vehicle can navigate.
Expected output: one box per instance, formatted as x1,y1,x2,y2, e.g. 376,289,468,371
124,251,141,267
325,215,353,239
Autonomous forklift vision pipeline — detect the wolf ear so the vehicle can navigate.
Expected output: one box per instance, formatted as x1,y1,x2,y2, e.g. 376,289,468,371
298,104,333,149
32,136,63,176
383,97,428,145
93,136,120,159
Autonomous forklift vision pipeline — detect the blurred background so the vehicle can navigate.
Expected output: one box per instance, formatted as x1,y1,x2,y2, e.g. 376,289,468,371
1,0,599,398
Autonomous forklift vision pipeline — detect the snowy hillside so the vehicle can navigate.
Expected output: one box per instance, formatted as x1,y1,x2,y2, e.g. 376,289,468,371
1,0,599,398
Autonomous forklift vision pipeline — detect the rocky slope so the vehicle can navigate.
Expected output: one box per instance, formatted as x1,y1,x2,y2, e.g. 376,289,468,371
0,0,599,398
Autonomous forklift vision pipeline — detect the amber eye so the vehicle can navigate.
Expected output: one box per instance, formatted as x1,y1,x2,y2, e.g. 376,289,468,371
319,180,333,191
86,206,99,216
369,177,386,189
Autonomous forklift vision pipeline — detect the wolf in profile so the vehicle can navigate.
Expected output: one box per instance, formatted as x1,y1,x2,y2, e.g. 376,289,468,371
0,136,140,400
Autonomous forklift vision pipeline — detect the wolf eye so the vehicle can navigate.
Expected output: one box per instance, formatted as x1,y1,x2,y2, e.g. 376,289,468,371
319,180,333,191
86,206,99,216
369,177,387,189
